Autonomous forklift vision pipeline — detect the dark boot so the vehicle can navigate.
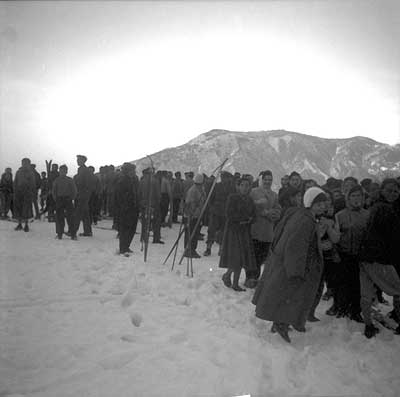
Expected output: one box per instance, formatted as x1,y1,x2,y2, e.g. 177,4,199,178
222,273,232,288
292,324,306,332
322,288,333,301
326,304,338,316
307,314,320,322
203,241,212,256
15,223,23,231
274,322,291,343
350,312,364,323
364,324,379,339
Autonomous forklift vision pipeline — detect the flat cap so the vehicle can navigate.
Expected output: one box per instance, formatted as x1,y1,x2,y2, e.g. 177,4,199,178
76,154,87,162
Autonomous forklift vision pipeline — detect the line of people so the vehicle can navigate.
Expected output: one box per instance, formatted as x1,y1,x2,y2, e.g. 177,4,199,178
154,167,400,341
3,157,400,341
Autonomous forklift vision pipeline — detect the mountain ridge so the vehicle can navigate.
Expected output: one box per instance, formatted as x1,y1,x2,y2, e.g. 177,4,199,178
131,129,400,184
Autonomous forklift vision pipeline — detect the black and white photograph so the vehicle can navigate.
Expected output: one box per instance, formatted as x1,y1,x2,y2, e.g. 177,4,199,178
1,1,400,396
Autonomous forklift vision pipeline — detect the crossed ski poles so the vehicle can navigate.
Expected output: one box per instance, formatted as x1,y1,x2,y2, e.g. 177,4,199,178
162,158,229,276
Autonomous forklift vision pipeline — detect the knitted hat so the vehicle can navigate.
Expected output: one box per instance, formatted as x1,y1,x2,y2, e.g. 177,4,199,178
303,187,327,208
194,173,204,184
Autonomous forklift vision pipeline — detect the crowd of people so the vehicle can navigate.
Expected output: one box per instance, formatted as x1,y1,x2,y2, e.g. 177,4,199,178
1,155,400,341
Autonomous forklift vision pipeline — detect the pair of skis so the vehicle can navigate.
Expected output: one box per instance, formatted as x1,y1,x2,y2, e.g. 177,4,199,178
162,158,229,277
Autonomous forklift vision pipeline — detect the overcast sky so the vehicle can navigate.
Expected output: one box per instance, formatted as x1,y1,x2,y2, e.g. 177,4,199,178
1,0,399,174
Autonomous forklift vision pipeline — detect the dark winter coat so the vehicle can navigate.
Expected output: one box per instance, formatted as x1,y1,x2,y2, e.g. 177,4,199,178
360,199,400,267
0,172,13,194
13,166,36,219
48,170,60,192
219,192,257,271
138,175,161,210
52,175,77,200
208,180,236,215
32,169,41,190
252,207,323,329
335,207,369,256
172,178,184,199
73,165,94,201
114,173,139,226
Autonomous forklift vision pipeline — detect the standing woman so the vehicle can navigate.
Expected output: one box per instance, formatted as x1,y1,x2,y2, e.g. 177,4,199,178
310,190,340,319
219,177,256,291
252,187,326,343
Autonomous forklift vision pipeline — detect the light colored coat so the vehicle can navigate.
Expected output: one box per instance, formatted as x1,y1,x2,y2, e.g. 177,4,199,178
250,187,280,242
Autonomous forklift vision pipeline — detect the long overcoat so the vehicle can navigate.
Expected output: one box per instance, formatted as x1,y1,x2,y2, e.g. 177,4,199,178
113,173,139,228
252,207,323,329
13,166,36,219
219,192,257,272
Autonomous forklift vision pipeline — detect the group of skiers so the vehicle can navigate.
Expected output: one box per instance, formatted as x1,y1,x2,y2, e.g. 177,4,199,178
2,156,400,341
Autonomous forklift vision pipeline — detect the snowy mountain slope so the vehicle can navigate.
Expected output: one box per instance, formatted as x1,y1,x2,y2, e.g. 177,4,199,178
1,219,400,397
132,130,400,184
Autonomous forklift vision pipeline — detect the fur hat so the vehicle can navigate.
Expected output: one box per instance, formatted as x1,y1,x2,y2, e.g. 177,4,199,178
194,173,204,184
303,187,326,208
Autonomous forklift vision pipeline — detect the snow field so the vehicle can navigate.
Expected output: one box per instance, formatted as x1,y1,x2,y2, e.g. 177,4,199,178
1,219,400,396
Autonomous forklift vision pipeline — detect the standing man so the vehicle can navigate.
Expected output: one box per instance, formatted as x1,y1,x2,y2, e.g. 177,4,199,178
88,166,101,225
203,171,235,256
139,167,163,245
246,170,281,288
0,167,13,219
359,178,400,338
31,164,42,219
114,163,140,255
39,171,48,212
160,170,172,227
47,163,59,222
335,185,369,322
105,165,117,218
184,173,206,258
73,154,94,237
52,165,77,240
171,171,184,223
182,171,194,202
13,158,36,232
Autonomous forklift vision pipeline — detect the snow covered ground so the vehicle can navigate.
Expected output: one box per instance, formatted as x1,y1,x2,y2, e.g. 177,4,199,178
1,218,400,397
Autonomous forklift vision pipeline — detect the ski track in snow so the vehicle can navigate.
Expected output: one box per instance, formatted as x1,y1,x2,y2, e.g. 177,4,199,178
1,220,400,397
